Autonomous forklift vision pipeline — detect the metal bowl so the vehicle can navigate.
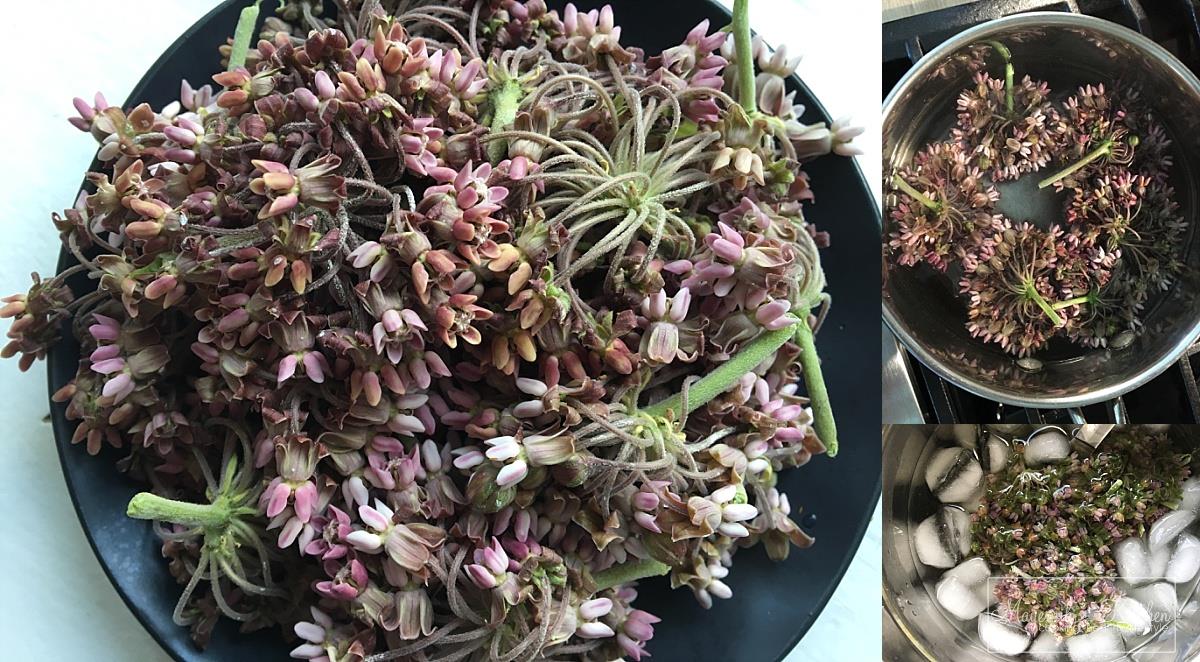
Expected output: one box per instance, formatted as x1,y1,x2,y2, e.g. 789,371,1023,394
882,13,1200,409
882,424,1200,661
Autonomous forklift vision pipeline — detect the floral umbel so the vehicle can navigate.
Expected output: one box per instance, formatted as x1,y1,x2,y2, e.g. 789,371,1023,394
886,41,1185,357
14,0,856,659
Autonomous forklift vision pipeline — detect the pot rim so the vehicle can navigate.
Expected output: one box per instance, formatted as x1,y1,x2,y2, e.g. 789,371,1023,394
881,11,1200,409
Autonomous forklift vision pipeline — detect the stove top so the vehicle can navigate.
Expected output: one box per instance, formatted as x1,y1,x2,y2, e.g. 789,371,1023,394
882,0,1200,424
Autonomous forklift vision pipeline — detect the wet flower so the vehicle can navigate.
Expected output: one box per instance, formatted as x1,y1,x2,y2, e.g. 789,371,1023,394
888,141,1000,271
953,72,1063,180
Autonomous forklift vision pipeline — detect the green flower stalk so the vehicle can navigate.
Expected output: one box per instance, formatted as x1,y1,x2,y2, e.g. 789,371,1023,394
227,0,262,71
1038,135,1140,189
592,558,671,591
985,41,1014,116
733,0,757,114
126,426,283,625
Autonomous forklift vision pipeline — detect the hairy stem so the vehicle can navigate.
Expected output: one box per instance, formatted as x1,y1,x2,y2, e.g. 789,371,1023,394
486,78,524,162
795,319,837,457
592,557,671,591
642,323,798,419
228,1,263,71
1038,140,1113,189
127,492,232,529
732,0,757,114
892,174,941,211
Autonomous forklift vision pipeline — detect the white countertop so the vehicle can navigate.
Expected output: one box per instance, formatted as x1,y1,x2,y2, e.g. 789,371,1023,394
0,1,881,660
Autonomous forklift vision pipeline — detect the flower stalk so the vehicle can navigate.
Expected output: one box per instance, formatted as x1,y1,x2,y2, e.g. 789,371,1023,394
891,174,941,211
593,558,671,591
1038,139,1114,189
642,324,798,419
733,0,757,114
227,0,262,72
985,41,1014,116
1023,279,1065,327
486,78,524,162
127,492,238,529
794,320,837,457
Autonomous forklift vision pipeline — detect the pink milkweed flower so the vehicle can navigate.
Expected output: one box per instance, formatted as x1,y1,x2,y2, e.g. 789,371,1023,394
618,609,662,660
639,287,693,365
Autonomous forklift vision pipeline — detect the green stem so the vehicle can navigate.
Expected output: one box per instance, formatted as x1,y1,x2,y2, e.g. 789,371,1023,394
1038,140,1113,189
795,320,837,457
227,1,263,72
732,0,757,114
127,492,232,529
1024,280,1065,327
1052,295,1091,310
985,41,1014,116
1004,61,1014,116
891,175,940,212
593,558,671,591
486,78,523,163
642,323,798,419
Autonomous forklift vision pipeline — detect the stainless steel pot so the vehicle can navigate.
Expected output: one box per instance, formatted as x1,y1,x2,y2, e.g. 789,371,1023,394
882,13,1200,409
882,424,1200,661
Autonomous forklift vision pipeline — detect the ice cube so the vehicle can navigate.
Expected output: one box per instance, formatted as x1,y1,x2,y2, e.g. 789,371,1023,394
1065,626,1124,662
914,507,971,569
925,447,984,503
1166,533,1200,584
959,481,986,514
935,575,986,621
1148,542,1170,579
944,557,990,584
1148,509,1196,550
987,423,1026,436
1110,596,1152,639
935,424,977,447
977,613,1031,656
978,433,1010,474
1128,582,1178,620
1114,538,1152,586
1024,428,1071,466
1178,477,1200,514
943,557,994,608
1028,631,1064,662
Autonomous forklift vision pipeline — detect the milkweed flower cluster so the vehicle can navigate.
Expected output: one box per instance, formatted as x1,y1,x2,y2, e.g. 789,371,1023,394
886,42,1184,357
10,1,853,660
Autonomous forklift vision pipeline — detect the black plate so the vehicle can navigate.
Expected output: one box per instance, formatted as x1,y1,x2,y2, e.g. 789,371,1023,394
48,2,882,660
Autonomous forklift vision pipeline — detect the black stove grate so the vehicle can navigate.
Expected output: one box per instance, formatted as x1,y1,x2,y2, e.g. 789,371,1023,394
885,0,1200,424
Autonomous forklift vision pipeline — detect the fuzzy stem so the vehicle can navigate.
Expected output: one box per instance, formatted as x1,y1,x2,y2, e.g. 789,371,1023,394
592,558,670,591
732,0,757,114
1052,295,1091,310
643,324,798,419
794,320,837,457
1023,280,1065,326
891,175,941,211
1038,140,1113,189
228,1,263,72
127,492,232,529
486,78,524,163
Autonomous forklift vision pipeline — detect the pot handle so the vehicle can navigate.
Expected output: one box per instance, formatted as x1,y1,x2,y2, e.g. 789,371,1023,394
1066,397,1127,424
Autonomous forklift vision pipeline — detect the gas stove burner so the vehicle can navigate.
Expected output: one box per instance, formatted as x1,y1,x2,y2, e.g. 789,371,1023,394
883,0,1200,424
